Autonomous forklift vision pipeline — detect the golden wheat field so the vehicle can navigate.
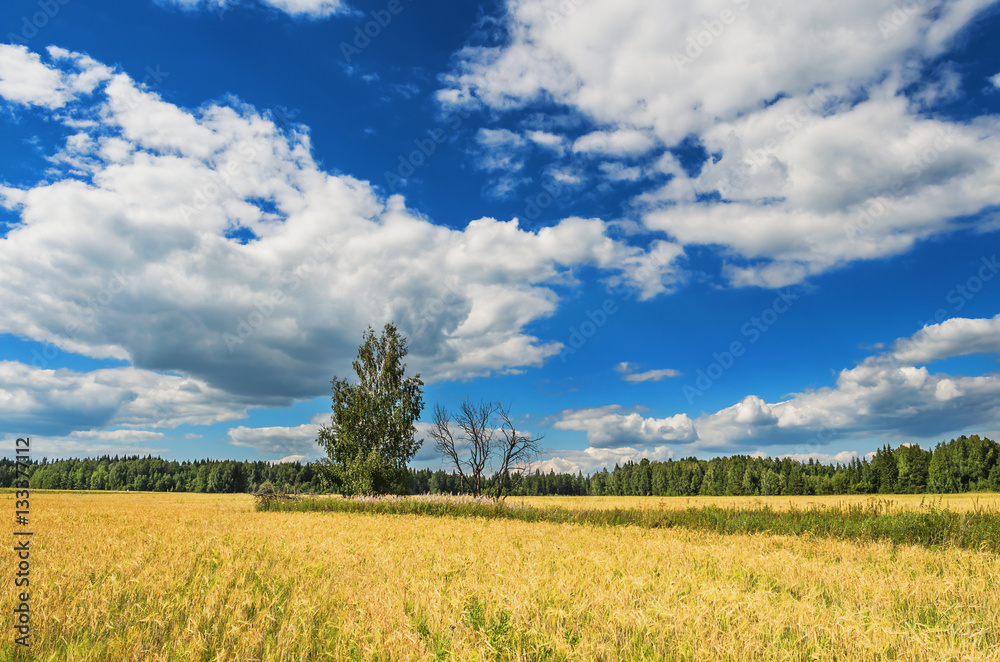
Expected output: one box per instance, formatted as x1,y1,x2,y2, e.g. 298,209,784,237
4,491,1000,662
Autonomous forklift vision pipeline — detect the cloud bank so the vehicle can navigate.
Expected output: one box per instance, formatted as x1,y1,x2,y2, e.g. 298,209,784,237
548,315,1000,469
439,0,1000,286
0,44,682,439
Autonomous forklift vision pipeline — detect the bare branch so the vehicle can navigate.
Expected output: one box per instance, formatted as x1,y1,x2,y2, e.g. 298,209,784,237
432,399,543,501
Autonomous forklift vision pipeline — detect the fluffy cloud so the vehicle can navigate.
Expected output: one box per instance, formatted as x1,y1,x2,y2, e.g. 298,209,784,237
270,454,309,464
892,312,1000,364
227,418,446,463
439,0,1000,285
65,429,166,442
440,0,991,139
554,315,1000,458
0,361,255,436
527,130,566,153
564,359,1000,453
553,405,696,447
27,428,170,459
0,46,110,109
773,450,859,464
598,162,642,182
572,129,655,157
227,422,323,458
537,444,674,474
476,128,528,164
645,87,1000,286
0,45,684,418
473,128,532,197
615,362,682,382
159,0,346,19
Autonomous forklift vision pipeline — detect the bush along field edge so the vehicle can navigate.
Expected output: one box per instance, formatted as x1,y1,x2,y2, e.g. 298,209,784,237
256,492,1000,555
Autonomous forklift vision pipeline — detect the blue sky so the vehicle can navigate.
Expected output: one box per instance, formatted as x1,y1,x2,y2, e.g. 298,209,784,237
1,0,999,472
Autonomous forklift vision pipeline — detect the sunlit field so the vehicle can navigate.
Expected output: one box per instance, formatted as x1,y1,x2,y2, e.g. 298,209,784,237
5,491,1000,661
512,493,1000,512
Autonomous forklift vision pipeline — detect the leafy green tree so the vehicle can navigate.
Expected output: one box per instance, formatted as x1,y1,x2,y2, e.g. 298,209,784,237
893,443,931,493
632,459,652,496
317,322,425,496
90,465,109,490
688,463,704,495
762,469,782,496
651,463,667,496
786,464,805,495
108,462,128,490
590,470,608,496
990,463,1000,491
831,470,848,494
741,463,758,496
870,445,899,493
193,465,210,493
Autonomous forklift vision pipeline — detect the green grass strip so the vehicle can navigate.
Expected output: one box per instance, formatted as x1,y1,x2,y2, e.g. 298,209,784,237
257,497,1000,554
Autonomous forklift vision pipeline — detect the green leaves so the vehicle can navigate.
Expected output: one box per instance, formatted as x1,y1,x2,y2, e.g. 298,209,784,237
317,322,424,496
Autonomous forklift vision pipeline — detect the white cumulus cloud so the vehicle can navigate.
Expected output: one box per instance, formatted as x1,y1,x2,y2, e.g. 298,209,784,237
0,45,684,435
892,311,1000,365
537,445,674,474
554,315,1000,457
438,0,1000,286
0,361,256,436
553,405,696,447
158,0,346,19
227,422,324,458
615,362,682,382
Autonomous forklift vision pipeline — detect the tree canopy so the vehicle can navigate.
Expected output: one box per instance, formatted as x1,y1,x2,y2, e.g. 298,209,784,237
6,435,997,499
316,322,424,495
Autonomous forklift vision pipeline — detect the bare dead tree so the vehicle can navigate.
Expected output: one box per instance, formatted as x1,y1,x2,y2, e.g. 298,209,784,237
487,403,543,501
429,400,542,501
430,400,495,497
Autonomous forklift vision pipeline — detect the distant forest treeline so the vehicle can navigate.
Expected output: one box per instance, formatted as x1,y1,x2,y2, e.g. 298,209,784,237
3,435,998,496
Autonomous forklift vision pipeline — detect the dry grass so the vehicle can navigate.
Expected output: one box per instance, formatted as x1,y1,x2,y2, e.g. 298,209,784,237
512,493,1000,512
3,491,1000,661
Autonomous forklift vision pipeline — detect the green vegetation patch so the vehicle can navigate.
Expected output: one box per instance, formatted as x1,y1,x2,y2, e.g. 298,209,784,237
258,495,1000,554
